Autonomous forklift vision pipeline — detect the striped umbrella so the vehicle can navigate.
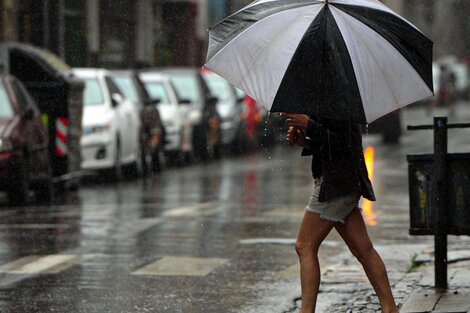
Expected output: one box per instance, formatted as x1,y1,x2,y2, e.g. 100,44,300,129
205,0,433,124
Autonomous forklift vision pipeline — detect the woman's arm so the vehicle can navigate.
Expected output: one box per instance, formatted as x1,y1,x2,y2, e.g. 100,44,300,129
282,113,354,154
282,113,322,146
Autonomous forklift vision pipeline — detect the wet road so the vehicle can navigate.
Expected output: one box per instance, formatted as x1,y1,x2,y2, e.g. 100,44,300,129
1,104,470,312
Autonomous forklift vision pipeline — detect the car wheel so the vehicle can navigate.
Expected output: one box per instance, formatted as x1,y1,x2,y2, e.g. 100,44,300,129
205,121,221,161
8,156,29,206
152,146,165,173
192,125,206,162
141,144,152,177
205,128,215,161
230,124,246,155
113,138,123,181
34,178,54,203
131,142,144,179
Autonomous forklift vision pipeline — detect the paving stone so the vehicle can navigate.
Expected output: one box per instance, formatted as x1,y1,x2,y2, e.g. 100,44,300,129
433,291,470,312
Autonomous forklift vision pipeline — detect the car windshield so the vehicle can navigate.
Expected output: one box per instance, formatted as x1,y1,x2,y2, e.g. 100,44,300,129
0,83,14,118
83,79,104,106
112,76,139,103
204,75,231,102
170,74,199,103
143,82,170,103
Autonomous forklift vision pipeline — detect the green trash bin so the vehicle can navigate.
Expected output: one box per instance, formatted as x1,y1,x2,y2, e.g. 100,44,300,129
408,153,470,236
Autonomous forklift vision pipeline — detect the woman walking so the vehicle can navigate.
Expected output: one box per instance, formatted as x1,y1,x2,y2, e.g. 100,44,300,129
282,113,399,313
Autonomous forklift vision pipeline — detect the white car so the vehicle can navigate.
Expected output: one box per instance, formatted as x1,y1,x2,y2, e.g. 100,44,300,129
73,68,141,178
201,70,246,152
138,72,193,163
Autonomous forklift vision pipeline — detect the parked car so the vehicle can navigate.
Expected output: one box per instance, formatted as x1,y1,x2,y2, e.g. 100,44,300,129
160,67,222,161
138,71,193,165
111,70,166,175
200,69,247,153
0,43,84,192
72,68,141,180
0,75,53,204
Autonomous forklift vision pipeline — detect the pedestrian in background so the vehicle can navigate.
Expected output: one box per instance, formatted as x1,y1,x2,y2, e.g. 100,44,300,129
282,113,399,313
427,64,456,116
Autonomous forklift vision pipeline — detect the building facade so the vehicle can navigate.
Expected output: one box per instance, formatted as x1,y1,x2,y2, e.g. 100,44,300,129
3,0,466,69
0,0,222,68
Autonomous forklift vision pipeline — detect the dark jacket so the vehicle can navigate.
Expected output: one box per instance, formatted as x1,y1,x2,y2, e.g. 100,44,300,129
301,117,376,202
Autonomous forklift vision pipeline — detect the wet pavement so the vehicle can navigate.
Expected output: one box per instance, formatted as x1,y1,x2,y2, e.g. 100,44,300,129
1,103,470,312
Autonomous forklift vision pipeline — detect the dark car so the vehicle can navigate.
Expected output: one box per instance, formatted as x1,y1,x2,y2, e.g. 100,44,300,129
160,67,222,161
0,75,52,204
201,68,247,153
111,70,166,175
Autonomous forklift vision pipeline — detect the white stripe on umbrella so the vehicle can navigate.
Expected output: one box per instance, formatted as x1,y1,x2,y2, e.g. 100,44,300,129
330,6,432,122
206,4,324,111
330,0,421,31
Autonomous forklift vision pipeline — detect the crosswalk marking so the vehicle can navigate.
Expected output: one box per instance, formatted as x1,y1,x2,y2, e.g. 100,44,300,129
0,254,231,277
162,202,219,217
0,254,83,274
132,256,229,277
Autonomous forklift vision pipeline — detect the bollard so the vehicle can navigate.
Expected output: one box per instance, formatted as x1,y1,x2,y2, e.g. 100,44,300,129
433,117,447,289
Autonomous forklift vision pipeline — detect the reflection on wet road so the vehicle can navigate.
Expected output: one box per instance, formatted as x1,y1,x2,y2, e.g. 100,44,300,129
361,146,378,226
0,146,317,312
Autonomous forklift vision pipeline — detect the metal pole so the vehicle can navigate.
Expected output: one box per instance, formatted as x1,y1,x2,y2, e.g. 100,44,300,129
434,116,448,289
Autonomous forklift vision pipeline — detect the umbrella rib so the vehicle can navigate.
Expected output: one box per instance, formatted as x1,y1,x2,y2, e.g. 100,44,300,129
331,6,408,121
206,0,319,62
210,5,322,98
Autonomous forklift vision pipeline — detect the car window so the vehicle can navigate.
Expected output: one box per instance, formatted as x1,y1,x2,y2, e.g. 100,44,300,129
143,82,170,103
13,79,40,115
105,76,123,97
112,76,139,103
83,78,104,106
0,83,14,118
203,75,231,101
11,80,29,112
169,74,200,103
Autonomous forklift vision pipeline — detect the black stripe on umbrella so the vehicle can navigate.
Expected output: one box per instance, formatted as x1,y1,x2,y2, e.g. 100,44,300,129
207,0,320,62
271,5,366,123
333,3,433,92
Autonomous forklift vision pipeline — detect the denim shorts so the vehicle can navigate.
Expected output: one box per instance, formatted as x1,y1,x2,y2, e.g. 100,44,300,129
305,177,360,223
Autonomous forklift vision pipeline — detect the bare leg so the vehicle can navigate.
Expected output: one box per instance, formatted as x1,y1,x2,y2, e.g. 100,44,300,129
335,209,399,313
295,211,335,313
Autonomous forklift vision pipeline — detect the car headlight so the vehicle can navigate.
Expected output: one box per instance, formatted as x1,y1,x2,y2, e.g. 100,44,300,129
83,124,111,135
188,111,202,124
0,138,13,152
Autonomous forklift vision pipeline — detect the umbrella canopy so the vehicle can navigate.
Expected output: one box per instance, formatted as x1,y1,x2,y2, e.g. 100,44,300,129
205,0,434,124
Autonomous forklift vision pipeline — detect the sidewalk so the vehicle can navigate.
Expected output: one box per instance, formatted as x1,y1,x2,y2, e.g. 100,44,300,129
319,242,470,313
398,244,470,313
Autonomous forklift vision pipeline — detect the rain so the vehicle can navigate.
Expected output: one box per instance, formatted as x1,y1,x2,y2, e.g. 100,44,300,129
0,1,470,312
